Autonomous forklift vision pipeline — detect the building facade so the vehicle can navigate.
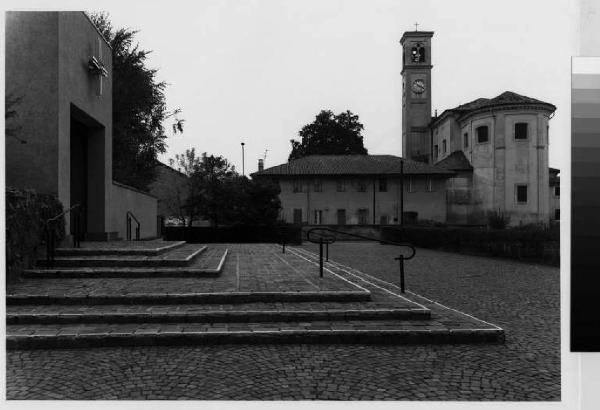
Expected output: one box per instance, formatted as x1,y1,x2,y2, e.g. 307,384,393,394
253,155,453,225
401,29,557,226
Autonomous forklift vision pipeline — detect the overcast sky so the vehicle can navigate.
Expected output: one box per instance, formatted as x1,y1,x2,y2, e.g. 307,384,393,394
11,0,577,173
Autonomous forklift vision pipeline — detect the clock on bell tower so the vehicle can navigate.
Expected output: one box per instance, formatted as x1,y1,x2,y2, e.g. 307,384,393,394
400,29,433,163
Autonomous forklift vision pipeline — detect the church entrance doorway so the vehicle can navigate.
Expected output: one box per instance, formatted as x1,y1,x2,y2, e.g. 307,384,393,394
70,116,89,237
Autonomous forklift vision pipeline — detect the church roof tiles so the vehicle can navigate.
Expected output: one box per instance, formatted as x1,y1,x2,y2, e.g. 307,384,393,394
435,151,473,171
253,155,454,177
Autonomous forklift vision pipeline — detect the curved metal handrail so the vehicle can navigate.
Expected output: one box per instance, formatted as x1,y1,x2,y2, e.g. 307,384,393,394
44,203,83,268
126,210,141,241
306,227,416,293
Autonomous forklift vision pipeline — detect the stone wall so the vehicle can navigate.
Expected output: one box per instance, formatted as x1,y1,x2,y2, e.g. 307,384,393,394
109,182,158,239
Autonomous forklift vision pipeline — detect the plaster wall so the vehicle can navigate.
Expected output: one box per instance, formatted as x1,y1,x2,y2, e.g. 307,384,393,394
110,182,158,239
276,176,447,225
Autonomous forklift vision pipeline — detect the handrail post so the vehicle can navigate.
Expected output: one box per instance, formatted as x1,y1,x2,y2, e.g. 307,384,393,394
319,237,324,278
136,225,140,241
45,225,51,268
326,241,329,262
396,255,405,293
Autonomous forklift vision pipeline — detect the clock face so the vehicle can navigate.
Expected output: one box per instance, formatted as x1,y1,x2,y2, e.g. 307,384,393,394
412,79,426,94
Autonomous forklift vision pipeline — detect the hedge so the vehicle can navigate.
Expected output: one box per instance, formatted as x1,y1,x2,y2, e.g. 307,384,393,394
6,187,65,281
382,225,559,266
164,224,302,244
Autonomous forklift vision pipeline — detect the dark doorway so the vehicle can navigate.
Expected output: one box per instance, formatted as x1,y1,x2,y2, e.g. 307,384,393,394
293,209,302,225
70,117,88,236
337,209,346,225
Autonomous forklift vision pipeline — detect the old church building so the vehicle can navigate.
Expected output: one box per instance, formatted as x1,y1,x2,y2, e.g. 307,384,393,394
254,29,559,227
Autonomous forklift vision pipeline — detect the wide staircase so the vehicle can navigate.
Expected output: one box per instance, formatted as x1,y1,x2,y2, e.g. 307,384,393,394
6,241,504,349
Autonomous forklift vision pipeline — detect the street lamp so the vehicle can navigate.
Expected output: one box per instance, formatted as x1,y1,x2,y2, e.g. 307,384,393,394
241,142,245,176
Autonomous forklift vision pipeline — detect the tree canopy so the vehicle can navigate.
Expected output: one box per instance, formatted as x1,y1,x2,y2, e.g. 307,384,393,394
169,150,281,227
288,110,368,161
89,12,184,191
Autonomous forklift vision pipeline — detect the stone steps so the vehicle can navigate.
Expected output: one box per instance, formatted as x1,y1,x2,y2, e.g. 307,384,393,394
7,304,430,325
6,290,372,305
6,319,504,349
24,248,228,278
54,240,186,256
38,244,206,268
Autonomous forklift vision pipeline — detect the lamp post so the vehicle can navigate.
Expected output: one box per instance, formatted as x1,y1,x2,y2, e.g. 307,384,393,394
241,142,245,176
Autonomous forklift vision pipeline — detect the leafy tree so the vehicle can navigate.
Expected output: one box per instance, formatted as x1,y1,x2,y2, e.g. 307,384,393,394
289,109,368,160
170,149,281,227
89,12,184,190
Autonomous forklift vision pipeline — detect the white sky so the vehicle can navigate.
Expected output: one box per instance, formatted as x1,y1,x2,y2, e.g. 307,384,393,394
10,0,577,173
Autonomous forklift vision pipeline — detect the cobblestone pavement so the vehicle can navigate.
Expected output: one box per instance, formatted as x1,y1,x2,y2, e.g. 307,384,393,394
6,243,559,400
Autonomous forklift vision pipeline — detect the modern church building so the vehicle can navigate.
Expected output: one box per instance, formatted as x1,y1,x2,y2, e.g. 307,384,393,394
254,29,559,227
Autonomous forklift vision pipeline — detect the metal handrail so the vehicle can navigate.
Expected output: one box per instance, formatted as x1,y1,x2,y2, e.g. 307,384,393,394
126,210,140,241
44,203,82,268
306,227,416,293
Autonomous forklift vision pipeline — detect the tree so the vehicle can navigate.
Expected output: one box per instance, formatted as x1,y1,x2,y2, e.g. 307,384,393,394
89,12,184,191
289,110,368,160
170,149,281,227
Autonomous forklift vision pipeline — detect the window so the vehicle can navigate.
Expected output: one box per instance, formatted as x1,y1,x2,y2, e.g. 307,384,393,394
313,179,322,192
442,139,447,153
357,180,367,192
555,186,560,197
313,210,323,225
516,184,528,203
292,179,302,193
337,209,346,225
407,176,415,192
515,122,528,140
427,177,433,192
293,209,302,224
336,179,346,192
358,208,368,225
464,133,469,148
555,209,560,220
380,215,389,225
378,178,387,192
433,145,438,159
476,126,489,143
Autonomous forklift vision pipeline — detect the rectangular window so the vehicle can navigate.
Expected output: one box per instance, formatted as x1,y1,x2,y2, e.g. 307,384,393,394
442,139,447,153
336,179,346,192
293,209,302,224
380,215,389,225
477,126,489,143
555,186,560,197
378,178,387,192
337,209,346,225
515,122,528,140
357,180,367,192
516,184,528,203
427,177,433,192
313,179,322,192
407,176,414,192
313,210,322,225
464,133,469,148
433,145,438,159
358,208,368,225
292,179,302,193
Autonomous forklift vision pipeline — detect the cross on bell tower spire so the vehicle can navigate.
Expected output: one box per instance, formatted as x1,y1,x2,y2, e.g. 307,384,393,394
414,22,419,31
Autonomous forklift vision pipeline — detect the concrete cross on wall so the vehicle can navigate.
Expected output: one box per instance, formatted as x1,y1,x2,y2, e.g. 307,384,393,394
88,38,108,96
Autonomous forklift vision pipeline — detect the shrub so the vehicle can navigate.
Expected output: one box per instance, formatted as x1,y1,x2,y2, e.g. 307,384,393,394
164,223,302,244
6,187,65,281
487,210,511,229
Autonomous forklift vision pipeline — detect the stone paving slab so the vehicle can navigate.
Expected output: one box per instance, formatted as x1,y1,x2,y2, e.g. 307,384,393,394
55,240,186,256
40,244,207,267
24,247,228,278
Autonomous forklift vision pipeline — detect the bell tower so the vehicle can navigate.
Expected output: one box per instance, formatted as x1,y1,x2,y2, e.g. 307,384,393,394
401,29,433,163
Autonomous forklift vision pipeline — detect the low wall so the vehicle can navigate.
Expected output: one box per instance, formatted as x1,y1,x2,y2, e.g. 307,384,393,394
302,225,385,241
109,181,158,239
164,224,302,244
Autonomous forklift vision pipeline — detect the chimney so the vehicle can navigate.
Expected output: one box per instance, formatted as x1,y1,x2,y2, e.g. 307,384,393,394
258,159,264,172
